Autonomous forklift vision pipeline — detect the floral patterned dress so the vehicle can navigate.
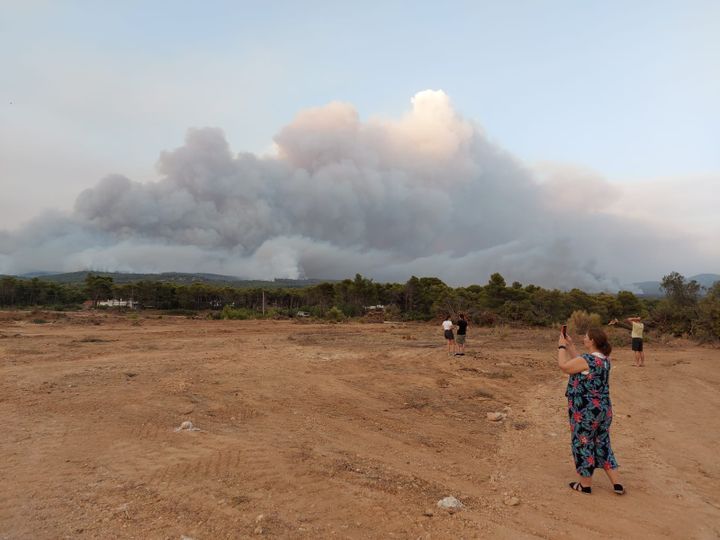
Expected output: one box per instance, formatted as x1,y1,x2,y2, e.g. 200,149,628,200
566,352,618,477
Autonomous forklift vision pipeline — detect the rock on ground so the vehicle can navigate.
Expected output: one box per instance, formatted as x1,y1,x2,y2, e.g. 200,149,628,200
437,496,463,510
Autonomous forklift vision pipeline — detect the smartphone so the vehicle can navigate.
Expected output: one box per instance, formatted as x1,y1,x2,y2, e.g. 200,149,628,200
561,324,568,337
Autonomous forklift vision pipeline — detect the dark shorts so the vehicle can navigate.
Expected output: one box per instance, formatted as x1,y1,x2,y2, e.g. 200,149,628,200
456,334,466,345
631,338,643,352
444,330,454,340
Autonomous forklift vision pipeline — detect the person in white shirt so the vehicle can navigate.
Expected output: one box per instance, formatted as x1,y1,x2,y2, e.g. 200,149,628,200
609,317,645,367
441,315,456,356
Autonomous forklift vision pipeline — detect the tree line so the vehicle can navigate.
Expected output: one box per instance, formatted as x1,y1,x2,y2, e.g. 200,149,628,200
0,271,718,340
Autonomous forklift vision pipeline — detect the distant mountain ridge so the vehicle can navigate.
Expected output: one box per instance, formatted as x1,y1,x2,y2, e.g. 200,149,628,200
13,270,331,289
7,270,719,294
632,273,720,297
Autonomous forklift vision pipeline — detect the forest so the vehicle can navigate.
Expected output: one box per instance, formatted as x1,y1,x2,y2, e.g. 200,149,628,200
1,271,718,340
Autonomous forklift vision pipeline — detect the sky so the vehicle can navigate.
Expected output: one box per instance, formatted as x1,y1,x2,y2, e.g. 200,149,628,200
1,1,718,288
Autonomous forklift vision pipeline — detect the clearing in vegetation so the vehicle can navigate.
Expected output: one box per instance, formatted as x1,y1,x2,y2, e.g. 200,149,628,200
1,311,718,538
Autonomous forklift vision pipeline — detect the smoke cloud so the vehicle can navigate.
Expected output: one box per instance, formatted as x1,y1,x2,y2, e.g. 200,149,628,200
0,90,715,290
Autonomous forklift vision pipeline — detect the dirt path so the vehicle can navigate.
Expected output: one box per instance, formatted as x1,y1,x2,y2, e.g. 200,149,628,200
1,313,718,539
492,346,720,539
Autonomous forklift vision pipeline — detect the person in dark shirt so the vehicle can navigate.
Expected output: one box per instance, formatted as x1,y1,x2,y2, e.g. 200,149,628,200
455,313,468,356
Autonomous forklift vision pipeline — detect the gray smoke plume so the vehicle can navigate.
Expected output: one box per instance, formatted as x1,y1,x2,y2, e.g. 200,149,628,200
0,91,713,289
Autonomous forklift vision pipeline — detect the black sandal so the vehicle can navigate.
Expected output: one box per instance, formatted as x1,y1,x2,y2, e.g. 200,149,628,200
569,482,592,494
613,483,625,495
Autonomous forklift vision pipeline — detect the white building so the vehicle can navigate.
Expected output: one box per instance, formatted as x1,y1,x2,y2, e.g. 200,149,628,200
97,298,138,309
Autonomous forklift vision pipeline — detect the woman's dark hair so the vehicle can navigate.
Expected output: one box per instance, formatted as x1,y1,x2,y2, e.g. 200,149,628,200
587,327,612,356
459,312,466,320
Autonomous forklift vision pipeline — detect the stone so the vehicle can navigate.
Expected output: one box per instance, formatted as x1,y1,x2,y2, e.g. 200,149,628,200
486,412,506,422
504,496,520,506
255,514,265,523
174,420,200,432
437,496,463,511
423,509,434,517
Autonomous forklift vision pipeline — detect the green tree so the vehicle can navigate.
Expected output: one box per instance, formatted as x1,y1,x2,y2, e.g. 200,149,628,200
84,274,114,307
661,271,701,307
616,290,643,317
484,273,508,309
695,282,720,341
652,272,700,336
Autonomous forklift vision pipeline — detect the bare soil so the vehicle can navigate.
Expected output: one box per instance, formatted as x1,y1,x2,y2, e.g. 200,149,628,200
1,312,719,539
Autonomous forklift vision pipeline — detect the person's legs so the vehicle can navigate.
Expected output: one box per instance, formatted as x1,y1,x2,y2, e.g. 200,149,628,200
634,350,641,367
455,335,465,355
597,413,624,493
576,472,593,487
639,350,645,367
577,445,595,488
603,466,621,485
569,415,594,491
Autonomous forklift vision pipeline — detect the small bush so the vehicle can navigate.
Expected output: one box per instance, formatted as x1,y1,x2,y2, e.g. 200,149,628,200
384,304,402,321
325,306,345,322
693,283,720,342
266,308,290,320
607,327,630,347
32,318,48,324
567,310,602,335
491,324,509,339
221,306,256,320
473,310,497,327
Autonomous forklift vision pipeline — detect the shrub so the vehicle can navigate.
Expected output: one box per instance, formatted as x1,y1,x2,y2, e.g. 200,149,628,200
694,283,720,341
607,327,630,348
650,300,695,337
499,301,524,322
499,300,552,326
325,306,345,322
473,310,497,327
567,310,602,335
491,324,509,339
384,304,402,321
221,306,255,320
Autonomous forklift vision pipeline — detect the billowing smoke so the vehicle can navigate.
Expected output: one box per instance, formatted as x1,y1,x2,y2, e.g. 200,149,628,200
0,91,712,290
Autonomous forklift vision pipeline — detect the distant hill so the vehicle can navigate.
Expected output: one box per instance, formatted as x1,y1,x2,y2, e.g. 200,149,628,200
8,270,719,294
14,270,332,289
692,274,720,288
633,273,720,297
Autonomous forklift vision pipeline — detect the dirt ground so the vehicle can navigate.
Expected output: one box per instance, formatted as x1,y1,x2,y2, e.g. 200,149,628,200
1,311,719,539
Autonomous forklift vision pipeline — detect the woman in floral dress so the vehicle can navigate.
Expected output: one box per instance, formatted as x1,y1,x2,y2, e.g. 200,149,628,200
557,327,625,495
